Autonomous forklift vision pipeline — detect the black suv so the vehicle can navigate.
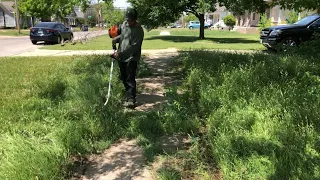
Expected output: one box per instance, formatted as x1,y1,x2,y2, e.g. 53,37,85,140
260,14,320,50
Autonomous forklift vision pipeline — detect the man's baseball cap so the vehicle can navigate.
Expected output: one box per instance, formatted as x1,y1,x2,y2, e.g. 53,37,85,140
125,8,138,21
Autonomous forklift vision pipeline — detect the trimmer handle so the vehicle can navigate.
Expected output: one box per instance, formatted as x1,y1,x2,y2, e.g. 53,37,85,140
112,44,117,51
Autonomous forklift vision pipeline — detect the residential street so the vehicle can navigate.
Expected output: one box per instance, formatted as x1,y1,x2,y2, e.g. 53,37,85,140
0,30,107,57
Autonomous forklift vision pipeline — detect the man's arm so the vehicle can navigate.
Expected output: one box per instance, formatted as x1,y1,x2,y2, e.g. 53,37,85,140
118,28,144,59
112,35,121,44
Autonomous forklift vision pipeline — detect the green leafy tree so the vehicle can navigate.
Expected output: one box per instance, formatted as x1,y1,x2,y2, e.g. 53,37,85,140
223,14,236,30
128,0,217,39
218,0,269,16
19,0,91,21
84,7,98,27
184,14,198,24
276,0,320,13
100,1,125,27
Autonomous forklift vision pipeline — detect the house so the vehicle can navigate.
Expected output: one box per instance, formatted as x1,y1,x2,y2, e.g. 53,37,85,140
52,6,83,26
0,1,16,28
205,5,231,27
237,5,317,27
0,1,34,29
238,5,294,27
52,6,96,27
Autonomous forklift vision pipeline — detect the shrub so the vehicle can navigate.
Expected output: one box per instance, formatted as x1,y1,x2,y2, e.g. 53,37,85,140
223,15,236,30
258,13,272,31
286,11,299,24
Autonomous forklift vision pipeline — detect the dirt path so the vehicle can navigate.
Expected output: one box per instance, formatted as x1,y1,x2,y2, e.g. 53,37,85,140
73,51,189,180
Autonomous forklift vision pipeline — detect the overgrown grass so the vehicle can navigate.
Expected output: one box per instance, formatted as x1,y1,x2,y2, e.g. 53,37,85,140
42,28,263,51
0,55,163,179
162,49,320,179
3,40,320,179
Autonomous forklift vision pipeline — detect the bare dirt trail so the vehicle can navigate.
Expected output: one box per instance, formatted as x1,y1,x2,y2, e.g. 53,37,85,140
73,51,190,180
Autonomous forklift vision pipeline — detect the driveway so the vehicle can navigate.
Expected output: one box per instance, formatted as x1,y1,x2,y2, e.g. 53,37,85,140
0,30,107,57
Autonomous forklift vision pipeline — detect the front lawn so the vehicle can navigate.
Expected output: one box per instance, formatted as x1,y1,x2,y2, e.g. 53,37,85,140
0,29,29,36
41,28,264,51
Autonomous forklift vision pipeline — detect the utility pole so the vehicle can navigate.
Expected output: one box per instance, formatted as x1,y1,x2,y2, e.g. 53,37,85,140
97,0,102,30
14,0,20,33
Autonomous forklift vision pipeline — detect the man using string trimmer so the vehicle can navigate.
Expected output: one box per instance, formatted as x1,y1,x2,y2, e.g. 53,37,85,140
109,8,144,109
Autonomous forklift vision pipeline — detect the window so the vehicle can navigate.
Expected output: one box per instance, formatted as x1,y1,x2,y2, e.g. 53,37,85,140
294,15,320,26
252,13,256,21
35,23,54,28
60,24,66,30
311,19,320,28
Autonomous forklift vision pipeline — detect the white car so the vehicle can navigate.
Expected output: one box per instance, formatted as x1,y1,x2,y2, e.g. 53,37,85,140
212,20,227,29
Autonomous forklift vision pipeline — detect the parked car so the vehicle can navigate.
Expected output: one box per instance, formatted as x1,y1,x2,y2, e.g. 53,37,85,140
211,20,227,30
166,23,182,28
80,24,89,31
260,14,320,50
188,21,209,29
30,22,73,45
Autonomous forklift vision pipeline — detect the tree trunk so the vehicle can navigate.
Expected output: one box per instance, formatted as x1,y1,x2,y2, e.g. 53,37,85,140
199,13,205,39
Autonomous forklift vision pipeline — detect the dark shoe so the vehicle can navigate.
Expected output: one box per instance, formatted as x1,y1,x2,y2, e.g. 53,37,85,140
123,99,136,109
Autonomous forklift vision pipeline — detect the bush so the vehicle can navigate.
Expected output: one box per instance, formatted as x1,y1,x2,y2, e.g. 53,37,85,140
286,11,299,24
223,15,236,30
258,13,272,31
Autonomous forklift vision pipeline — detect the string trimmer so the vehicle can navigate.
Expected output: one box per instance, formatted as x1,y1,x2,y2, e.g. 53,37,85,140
104,24,121,106
104,45,117,106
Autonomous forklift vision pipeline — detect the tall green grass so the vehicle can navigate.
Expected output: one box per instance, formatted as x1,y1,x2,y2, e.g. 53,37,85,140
0,54,177,179
164,50,320,179
0,56,134,179
2,41,320,179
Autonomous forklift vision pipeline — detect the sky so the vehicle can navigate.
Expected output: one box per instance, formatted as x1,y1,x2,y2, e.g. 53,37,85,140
93,0,131,8
113,0,131,8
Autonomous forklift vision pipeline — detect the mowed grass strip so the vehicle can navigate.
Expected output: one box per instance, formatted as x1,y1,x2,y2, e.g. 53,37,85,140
41,28,263,51
0,29,29,36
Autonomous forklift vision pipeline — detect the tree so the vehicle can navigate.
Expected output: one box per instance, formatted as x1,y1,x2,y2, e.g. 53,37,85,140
19,0,91,21
128,0,217,39
276,0,320,13
184,14,198,24
100,1,125,27
218,0,269,16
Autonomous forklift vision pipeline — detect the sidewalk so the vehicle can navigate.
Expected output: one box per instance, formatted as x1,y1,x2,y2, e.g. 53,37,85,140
14,48,179,57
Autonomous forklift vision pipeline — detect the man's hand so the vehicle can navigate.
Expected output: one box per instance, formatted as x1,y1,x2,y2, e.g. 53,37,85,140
110,52,119,59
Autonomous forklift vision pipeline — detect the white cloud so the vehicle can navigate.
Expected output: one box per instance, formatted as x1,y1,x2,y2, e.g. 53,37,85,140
91,0,130,8
113,0,131,8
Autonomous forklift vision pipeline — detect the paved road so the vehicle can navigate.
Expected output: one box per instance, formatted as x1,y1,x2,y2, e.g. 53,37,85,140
0,36,38,57
0,30,107,57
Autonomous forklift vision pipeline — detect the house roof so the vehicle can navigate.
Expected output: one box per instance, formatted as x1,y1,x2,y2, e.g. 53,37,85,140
0,1,15,14
74,6,85,19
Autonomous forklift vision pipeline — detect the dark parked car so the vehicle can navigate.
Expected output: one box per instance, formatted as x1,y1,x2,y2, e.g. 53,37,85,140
260,14,320,50
80,24,88,31
30,22,74,45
